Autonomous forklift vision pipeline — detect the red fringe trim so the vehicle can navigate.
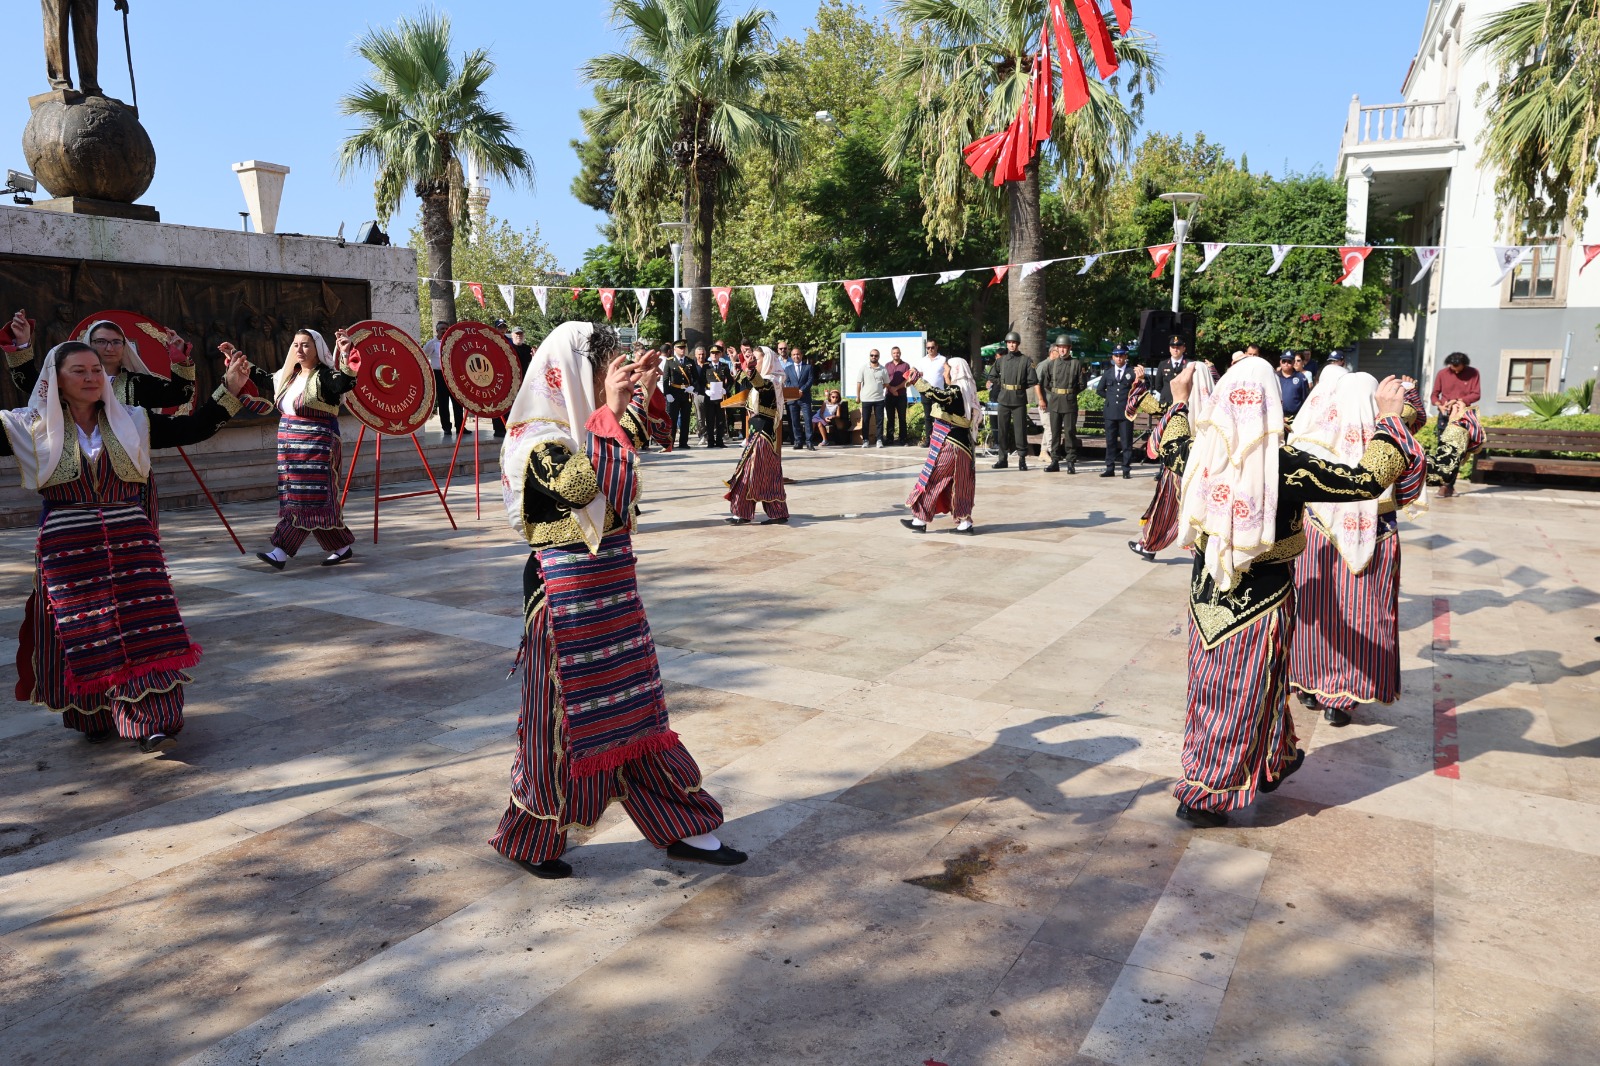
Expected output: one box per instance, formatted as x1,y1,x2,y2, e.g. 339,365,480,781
61,642,203,696
567,728,680,780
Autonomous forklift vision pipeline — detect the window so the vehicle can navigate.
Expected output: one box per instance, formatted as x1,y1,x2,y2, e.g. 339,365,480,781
1509,247,1559,301
1498,349,1558,401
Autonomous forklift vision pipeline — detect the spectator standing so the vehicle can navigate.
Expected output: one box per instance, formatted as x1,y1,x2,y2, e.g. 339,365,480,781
1095,345,1136,478
691,345,712,445
1276,352,1311,420
856,349,889,448
1035,333,1086,473
920,339,948,447
884,346,912,445
664,340,696,449
784,347,816,449
423,320,462,438
510,327,533,375
1429,352,1481,435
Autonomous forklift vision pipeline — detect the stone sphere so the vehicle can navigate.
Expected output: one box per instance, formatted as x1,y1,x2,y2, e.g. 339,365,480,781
22,96,156,203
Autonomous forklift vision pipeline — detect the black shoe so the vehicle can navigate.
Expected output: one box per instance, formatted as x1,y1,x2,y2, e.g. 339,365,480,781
1297,691,1320,711
255,552,286,571
1122,471,1132,479
1066,462,1077,474
666,840,748,866
1260,748,1306,794
84,729,114,744
1099,470,1115,478
138,733,174,754
1323,706,1352,727
1175,802,1229,828
900,518,927,534
1018,457,1029,472
1044,462,1060,472
760,516,789,525
515,857,573,879
320,548,353,567
725,517,751,525
1128,540,1156,561
991,460,1008,470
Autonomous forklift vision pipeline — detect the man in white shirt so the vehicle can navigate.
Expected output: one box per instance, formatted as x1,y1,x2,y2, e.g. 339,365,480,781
919,338,947,446
422,321,465,438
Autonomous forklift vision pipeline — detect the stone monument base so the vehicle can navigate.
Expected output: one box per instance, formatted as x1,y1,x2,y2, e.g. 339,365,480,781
34,195,159,221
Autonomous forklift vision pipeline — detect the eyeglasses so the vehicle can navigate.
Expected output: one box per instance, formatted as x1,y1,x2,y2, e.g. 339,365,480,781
90,337,126,349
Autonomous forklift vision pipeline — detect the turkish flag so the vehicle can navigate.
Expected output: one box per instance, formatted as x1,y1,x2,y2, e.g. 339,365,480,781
1336,245,1373,286
990,265,1011,287
1108,0,1133,33
1032,31,1054,143
1582,245,1600,274
996,107,1033,185
1049,0,1091,114
843,279,867,315
963,128,1010,181
1148,244,1176,279
599,288,616,320
1073,0,1119,77
467,282,485,308
571,287,582,301
713,286,733,321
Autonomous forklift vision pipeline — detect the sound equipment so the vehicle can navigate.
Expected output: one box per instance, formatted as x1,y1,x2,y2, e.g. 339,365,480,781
1135,309,1196,365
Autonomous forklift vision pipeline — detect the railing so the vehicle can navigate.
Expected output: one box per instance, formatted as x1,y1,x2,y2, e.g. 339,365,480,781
1343,92,1459,146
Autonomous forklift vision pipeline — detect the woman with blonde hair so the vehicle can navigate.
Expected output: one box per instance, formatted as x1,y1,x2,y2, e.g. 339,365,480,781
723,345,788,525
902,356,981,534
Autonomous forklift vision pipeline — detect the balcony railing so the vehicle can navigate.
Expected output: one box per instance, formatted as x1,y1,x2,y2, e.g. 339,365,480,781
1343,92,1459,147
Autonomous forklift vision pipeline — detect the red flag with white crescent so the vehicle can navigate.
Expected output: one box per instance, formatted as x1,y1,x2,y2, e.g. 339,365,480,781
571,287,583,301
467,282,485,308
963,128,1011,181
713,286,733,321
1583,245,1600,274
1033,30,1054,143
1148,244,1175,279
1049,0,1091,114
1108,0,1133,33
1073,0,1119,77
599,288,616,320
1337,245,1373,286
843,279,867,315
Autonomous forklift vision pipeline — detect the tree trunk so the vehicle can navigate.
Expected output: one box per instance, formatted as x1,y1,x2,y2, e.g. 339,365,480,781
420,186,458,330
682,174,715,347
1007,159,1046,366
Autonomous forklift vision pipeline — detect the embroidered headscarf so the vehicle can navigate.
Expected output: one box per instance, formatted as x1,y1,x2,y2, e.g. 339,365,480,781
273,328,337,398
1186,360,1218,424
0,343,151,491
1289,371,1382,572
758,345,785,439
501,321,611,553
1176,357,1284,592
945,356,979,422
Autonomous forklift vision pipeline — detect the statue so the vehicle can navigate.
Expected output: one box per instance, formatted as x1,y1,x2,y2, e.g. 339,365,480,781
23,0,158,218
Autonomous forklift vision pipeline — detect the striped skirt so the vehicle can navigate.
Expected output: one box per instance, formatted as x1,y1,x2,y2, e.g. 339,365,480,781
1174,593,1300,813
907,421,975,522
1138,466,1181,552
1289,517,1401,710
276,413,346,530
724,423,787,520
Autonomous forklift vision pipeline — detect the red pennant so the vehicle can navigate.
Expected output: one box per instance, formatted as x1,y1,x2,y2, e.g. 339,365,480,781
1073,0,1119,77
1582,245,1600,274
1337,245,1373,285
996,107,1033,185
713,286,733,321
843,279,867,315
599,288,616,320
990,265,1011,286
1148,244,1176,279
1033,31,1055,143
963,128,1010,181
467,282,485,308
1109,0,1133,31
1049,0,1091,114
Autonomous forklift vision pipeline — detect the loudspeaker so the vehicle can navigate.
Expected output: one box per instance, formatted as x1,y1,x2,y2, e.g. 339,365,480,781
356,221,390,246
1136,309,1196,365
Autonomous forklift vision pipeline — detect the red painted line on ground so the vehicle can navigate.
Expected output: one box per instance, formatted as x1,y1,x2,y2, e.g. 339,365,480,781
1432,596,1459,778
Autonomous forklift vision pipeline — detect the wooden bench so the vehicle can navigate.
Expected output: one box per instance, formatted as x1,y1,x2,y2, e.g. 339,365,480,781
1472,427,1600,482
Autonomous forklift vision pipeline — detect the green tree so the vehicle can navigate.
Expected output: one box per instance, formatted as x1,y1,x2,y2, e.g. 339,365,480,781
339,9,534,332
582,0,801,347
885,0,1161,363
410,214,562,338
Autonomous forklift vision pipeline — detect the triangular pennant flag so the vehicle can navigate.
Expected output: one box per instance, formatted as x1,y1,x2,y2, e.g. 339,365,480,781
1337,245,1374,286
1077,254,1100,275
713,286,733,321
1196,243,1227,273
1048,0,1091,114
798,282,819,315
843,279,867,315
1582,245,1600,274
674,288,693,314
633,287,651,314
599,288,616,320
531,286,548,314
497,284,515,314
467,282,486,308
1410,247,1442,285
1108,0,1133,33
1021,260,1051,278
990,265,1011,286
892,275,912,305
1493,245,1533,285
936,270,965,285
753,284,774,320
1148,244,1176,279
1072,0,1119,77
452,279,463,299
570,287,582,302
1267,244,1293,275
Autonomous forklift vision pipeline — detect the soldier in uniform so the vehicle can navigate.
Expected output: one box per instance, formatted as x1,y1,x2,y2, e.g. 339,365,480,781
985,331,1037,471
1143,334,1191,408
1034,333,1086,473
663,340,695,449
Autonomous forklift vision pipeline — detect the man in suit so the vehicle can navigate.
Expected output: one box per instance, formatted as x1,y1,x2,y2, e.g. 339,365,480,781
1035,333,1086,473
986,331,1038,470
700,345,732,448
664,340,696,449
1096,345,1136,478
783,347,817,449
1143,334,1190,409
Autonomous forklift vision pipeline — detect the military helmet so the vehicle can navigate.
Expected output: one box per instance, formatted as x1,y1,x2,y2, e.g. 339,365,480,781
1004,331,1022,344
1051,333,1072,348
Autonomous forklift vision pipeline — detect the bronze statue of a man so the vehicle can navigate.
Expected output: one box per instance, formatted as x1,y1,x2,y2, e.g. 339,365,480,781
43,0,124,96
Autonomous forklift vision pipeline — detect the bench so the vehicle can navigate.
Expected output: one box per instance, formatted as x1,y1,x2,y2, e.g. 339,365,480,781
1471,427,1600,482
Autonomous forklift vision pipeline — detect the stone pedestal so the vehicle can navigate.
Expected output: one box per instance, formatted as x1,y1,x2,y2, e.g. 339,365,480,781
34,195,159,221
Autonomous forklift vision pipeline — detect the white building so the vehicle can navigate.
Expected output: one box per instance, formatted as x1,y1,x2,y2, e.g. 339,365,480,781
1337,0,1600,413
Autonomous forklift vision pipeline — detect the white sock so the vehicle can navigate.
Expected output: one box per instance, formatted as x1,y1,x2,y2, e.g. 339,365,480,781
956,519,973,531
266,547,288,562
909,517,927,527
680,832,721,851
329,546,351,558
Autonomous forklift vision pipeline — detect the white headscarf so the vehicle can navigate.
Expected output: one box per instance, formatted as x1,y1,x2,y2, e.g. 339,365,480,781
273,329,337,398
758,346,785,441
501,321,610,553
945,357,979,423
0,343,150,491
83,319,153,378
1177,357,1284,592
1289,371,1382,573
1186,360,1218,424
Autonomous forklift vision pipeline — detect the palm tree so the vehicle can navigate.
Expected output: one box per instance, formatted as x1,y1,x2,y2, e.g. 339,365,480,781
583,0,800,345
886,1,1160,361
338,9,533,330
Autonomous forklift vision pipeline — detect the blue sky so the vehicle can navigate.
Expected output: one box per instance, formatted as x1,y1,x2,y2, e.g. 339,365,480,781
0,1,1427,269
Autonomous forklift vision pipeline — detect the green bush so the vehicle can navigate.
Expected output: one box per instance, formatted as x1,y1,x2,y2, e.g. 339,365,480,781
1478,412,1600,463
1079,389,1104,412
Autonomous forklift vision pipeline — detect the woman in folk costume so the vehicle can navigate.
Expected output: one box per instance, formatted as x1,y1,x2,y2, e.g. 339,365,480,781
1288,372,1429,726
254,329,361,570
492,322,744,879
1156,358,1419,827
1426,400,1486,493
6,316,198,410
724,345,788,525
901,356,981,535
3,342,252,752
1129,360,1216,561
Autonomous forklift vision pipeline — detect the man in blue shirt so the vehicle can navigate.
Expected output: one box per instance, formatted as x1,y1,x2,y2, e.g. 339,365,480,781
1276,352,1310,419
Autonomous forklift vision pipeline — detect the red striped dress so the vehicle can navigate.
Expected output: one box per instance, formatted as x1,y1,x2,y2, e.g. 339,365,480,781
724,372,788,522
906,382,975,523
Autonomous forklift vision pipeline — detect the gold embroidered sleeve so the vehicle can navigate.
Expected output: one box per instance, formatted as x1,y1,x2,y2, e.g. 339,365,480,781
529,440,599,508
1137,392,1163,416
1358,438,1405,486
6,347,32,369
1156,411,1191,476
172,362,197,381
1280,440,1399,503
212,384,243,417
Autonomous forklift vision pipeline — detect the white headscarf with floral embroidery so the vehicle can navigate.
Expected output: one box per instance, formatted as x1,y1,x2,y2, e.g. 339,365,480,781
1289,370,1381,573
1177,357,1284,591
501,321,609,553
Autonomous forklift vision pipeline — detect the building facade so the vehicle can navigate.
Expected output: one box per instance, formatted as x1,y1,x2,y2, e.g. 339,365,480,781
1337,0,1600,414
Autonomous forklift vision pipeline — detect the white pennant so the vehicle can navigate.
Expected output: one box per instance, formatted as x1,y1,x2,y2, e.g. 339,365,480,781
497,284,515,314
633,287,651,314
1077,255,1100,276
1492,245,1533,284
1267,244,1293,275
675,288,693,313
452,280,463,298
531,286,548,314
798,281,819,315
1197,243,1227,272
936,270,965,285
1020,260,1051,278
753,284,775,320
891,275,912,305
1410,247,1441,285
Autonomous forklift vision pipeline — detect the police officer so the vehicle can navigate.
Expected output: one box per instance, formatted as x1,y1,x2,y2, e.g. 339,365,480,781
1143,333,1191,409
1095,344,1137,478
1035,333,1086,473
664,340,696,449
985,331,1037,470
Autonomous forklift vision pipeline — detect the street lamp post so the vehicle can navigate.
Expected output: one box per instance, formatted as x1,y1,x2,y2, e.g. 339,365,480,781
1158,192,1204,314
657,221,688,342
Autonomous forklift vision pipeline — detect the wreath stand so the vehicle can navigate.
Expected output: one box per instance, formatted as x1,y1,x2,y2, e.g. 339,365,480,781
441,414,507,520
338,426,457,543
175,447,245,553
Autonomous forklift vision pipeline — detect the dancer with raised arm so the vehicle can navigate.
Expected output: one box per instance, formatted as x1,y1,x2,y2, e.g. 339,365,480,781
1129,359,1215,561
901,356,981,535
724,345,789,526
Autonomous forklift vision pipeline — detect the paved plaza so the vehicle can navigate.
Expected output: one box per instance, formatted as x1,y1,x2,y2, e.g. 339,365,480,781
1,443,1597,1065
